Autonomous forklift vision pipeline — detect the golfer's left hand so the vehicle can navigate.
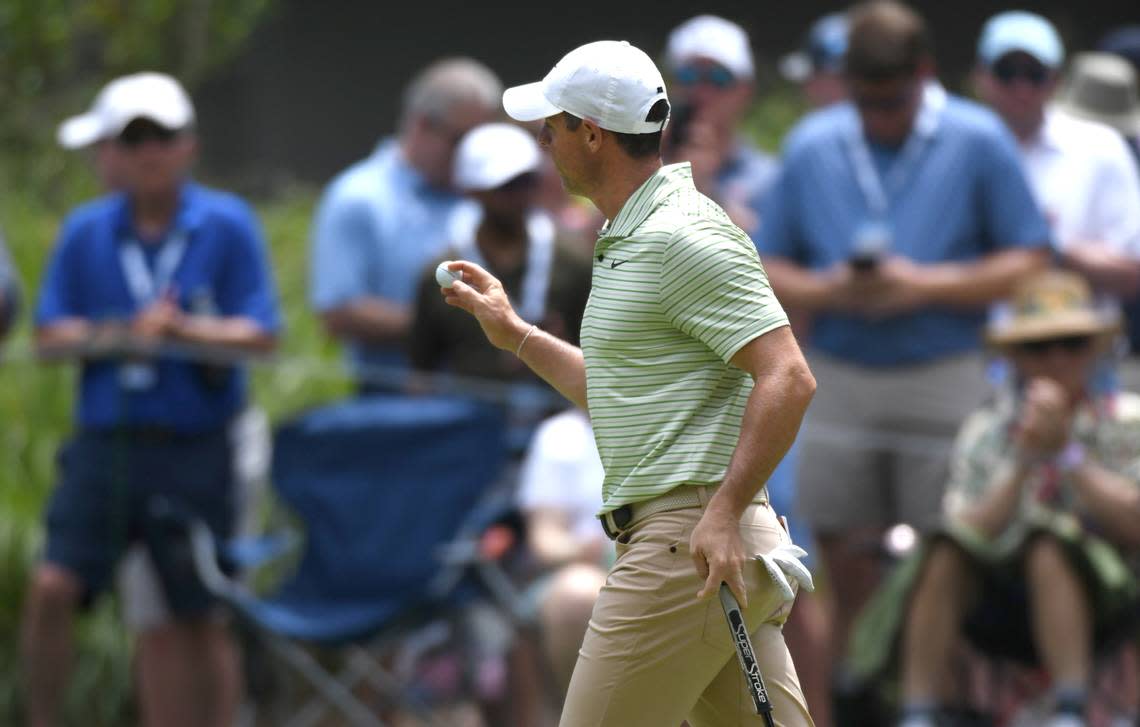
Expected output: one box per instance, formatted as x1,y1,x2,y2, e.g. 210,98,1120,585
691,506,747,606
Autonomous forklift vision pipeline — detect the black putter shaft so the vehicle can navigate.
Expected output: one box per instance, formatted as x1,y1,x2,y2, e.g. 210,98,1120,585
718,583,776,727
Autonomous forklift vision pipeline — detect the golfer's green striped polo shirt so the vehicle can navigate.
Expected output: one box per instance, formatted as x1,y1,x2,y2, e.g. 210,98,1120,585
582,162,789,513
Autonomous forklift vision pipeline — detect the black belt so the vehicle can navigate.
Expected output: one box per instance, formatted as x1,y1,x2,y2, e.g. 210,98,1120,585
599,504,635,540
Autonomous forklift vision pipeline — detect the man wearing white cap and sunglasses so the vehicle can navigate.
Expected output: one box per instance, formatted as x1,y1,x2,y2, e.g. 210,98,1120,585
440,39,816,726
410,122,590,386
24,72,280,727
662,15,779,239
974,12,1140,316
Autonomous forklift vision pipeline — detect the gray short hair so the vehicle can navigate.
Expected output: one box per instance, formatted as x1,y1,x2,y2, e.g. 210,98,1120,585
402,57,503,126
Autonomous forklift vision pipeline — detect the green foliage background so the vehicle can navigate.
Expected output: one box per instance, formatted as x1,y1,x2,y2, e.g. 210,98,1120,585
0,0,274,206
0,4,807,719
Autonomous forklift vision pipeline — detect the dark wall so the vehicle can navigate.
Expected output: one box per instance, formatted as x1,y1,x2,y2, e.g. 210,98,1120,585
194,0,1140,192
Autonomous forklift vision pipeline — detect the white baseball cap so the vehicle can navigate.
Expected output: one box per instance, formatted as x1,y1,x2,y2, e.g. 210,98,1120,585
58,72,196,149
977,11,1064,69
453,123,542,191
667,15,755,79
503,40,669,134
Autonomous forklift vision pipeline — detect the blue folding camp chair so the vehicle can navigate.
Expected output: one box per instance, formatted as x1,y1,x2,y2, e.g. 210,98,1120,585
190,393,528,727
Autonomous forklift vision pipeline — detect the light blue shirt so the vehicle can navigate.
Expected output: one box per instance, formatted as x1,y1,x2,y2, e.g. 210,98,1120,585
310,139,474,373
757,92,1049,366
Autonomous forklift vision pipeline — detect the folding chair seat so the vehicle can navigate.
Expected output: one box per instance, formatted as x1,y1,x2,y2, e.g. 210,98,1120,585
190,393,524,727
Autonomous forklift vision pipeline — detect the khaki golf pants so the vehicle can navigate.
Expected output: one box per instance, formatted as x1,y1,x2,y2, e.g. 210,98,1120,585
559,497,814,727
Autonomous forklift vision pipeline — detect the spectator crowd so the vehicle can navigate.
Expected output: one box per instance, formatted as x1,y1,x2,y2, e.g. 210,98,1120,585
4,2,1140,726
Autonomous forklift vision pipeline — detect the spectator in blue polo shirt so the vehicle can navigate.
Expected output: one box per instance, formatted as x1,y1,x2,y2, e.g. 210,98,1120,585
756,0,1050,701
0,228,19,341
21,72,280,727
310,58,501,391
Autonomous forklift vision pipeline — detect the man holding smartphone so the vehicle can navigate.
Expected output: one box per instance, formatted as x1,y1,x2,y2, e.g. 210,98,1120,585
662,15,779,239
756,0,1050,699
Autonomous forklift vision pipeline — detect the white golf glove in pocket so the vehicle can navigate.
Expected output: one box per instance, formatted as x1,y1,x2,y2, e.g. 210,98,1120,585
754,543,815,603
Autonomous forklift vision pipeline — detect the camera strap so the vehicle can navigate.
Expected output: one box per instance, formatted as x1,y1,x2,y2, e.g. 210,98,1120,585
449,208,555,323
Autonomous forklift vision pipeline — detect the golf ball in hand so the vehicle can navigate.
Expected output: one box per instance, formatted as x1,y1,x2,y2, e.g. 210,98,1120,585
435,263,462,289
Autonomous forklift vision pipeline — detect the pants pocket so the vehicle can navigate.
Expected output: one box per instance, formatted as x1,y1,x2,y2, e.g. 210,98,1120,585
699,519,786,648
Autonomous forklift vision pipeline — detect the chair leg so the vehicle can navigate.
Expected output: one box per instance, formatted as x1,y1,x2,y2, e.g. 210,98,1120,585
263,635,388,727
288,654,377,727
349,647,451,727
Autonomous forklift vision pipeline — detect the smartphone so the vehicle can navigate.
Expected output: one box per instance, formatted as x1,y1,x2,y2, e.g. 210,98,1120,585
850,221,890,272
666,103,695,152
849,251,880,272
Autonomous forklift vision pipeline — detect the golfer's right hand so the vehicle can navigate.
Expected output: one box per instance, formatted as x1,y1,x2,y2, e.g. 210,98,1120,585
441,260,530,352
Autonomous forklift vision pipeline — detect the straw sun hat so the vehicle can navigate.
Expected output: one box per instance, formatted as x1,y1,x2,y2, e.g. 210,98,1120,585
985,271,1120,348
1055,52,1140,136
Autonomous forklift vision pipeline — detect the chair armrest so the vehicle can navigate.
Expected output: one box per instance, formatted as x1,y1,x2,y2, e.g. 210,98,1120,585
188,521,251,603
222,532,300,572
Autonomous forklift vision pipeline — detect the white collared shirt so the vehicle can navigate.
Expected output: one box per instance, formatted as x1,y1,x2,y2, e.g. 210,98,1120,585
1020,107,1140,256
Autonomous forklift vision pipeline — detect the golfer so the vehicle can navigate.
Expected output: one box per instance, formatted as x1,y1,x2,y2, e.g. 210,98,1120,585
442,40,816,726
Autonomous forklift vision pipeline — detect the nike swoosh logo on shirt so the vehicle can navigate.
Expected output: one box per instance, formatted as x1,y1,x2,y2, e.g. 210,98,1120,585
609,259,630,269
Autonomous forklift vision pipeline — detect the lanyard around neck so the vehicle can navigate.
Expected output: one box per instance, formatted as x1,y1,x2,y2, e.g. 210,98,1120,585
450,209,556,323
845,83,945,217
119,231,189,305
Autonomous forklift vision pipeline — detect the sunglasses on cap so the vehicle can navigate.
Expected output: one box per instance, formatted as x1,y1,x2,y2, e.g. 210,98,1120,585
117,120,182,148
674,64,736,90
991,55,1050,87
1013,335,1094,355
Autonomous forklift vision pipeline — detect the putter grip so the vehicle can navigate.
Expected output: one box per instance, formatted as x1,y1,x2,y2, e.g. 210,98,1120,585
718,583,774,724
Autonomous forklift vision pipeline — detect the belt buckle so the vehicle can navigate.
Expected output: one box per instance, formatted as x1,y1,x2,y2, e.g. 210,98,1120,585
600,504,634,540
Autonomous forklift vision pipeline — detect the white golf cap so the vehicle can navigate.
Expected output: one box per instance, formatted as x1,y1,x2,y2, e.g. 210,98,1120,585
58,72,195,149
503,40,669,134
453,123,542,191
667,15,755,79
977,11,1064,69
